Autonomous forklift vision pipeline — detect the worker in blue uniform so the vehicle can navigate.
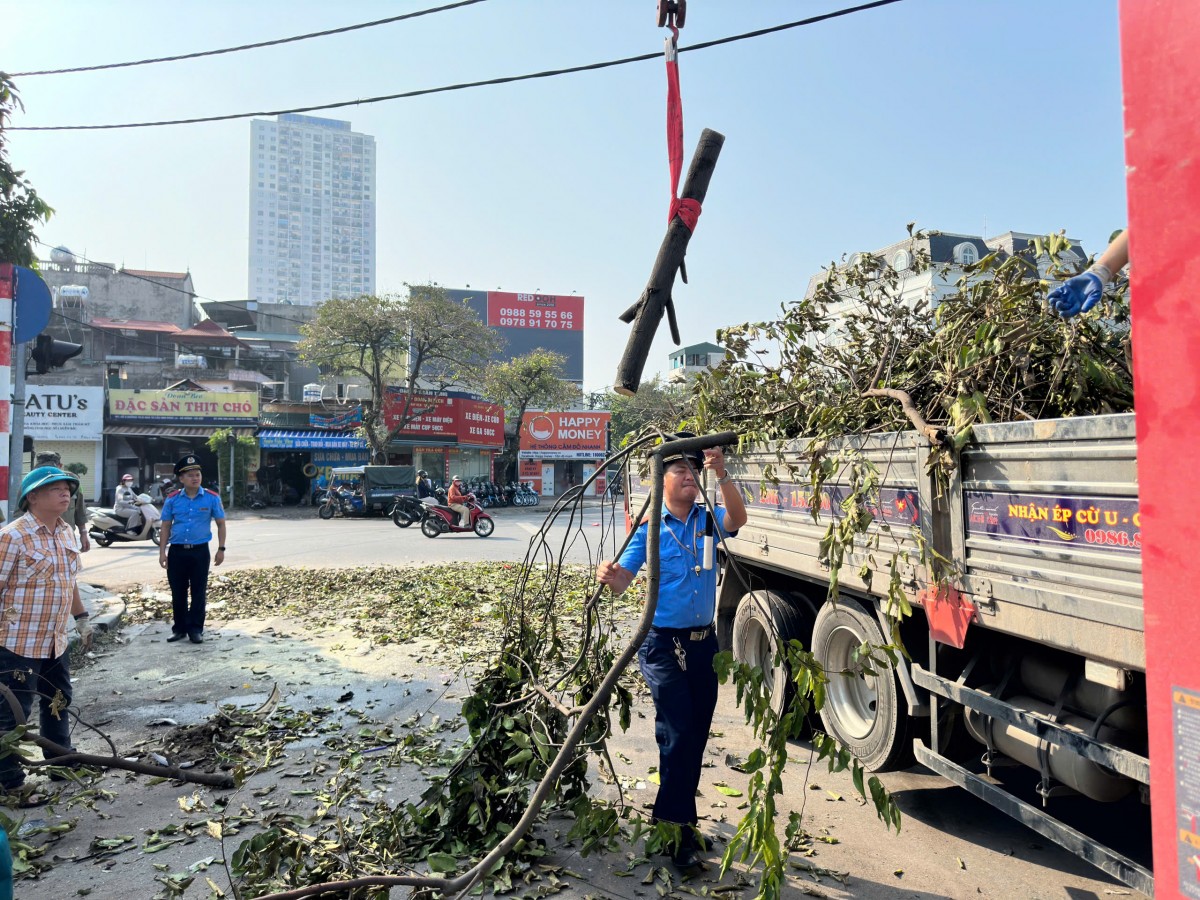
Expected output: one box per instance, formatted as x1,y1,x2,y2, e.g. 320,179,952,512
158,455,226,644
597,435,746,867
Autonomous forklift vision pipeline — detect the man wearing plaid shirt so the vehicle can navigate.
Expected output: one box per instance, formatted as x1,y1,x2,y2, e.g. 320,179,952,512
0,467,94,795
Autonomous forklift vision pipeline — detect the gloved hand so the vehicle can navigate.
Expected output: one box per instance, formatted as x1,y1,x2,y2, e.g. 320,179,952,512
1048,271,1105,318
76,618,94,652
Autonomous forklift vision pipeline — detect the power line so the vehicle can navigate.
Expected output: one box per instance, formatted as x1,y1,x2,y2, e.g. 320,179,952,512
10,0,905,132
9,0,489,78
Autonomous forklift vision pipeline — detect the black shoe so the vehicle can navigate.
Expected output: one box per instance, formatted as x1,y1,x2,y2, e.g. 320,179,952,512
672,844,701,868
188,633,203,644
166,632,187,643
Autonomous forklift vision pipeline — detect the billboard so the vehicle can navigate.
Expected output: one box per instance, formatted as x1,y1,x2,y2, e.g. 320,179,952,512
518,411,610,459
445,288,585,382
382,391,505,447
109,390,259,424
24,385,104,441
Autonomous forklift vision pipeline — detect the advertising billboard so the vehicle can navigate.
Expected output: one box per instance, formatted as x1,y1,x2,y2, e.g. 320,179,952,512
24,385,104,441
382,391,505,447
445,288,585,382
518,411,610,459
109,390,259,424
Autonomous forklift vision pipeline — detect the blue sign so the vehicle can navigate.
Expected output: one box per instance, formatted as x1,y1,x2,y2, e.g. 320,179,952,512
13,266,53,344
258,429,369,451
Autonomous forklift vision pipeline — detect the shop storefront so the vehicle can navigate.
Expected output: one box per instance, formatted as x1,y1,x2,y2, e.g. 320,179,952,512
256,429,371,503
382,391,504,483
105,389,258,501
518,411,611,496
22,385,105,502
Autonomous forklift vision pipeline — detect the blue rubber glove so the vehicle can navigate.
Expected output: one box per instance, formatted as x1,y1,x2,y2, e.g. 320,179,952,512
1048,272,1104,318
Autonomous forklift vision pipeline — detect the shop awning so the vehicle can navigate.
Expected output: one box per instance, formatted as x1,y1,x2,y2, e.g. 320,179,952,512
258,429,369,451
104,425,256,438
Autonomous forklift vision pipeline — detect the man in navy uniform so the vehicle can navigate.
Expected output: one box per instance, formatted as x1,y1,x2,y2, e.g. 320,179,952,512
158,455,226,644
596,435,746,867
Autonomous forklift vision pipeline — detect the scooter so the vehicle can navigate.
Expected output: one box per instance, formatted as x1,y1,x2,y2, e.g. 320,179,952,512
390,493,429,528
317,484,368,519
88,494,162,547
420,500,495,538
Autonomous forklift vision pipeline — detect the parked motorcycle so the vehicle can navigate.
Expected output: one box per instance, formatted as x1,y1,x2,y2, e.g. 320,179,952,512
317,484,368,519
420,500,495,538
88,494,162,547
390,493,429,528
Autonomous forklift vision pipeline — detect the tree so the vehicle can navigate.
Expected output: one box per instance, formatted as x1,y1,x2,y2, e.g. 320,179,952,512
299,287,501,462
480,349,579,482
1,75,54,266
590,375,690,446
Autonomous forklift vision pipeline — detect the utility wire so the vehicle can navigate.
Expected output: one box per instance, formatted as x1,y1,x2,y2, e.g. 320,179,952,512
9,0,489,78
11,0,904,131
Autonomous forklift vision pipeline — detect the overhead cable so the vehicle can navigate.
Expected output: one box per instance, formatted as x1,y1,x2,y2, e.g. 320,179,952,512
11,0,904,131
10,0,489,78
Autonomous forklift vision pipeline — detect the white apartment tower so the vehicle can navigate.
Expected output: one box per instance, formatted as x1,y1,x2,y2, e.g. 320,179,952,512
248,114,376,305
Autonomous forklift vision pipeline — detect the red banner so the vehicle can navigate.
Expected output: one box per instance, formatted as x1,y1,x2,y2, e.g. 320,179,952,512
458,397,504,447
487,292,583,332
382,392,504,446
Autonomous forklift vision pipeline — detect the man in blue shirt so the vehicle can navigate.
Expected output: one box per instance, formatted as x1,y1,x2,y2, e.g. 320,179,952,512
158,455,226,644
597,437,746,867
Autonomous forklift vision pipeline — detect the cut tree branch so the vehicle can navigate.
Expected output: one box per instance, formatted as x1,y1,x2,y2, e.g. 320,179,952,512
863,388,947,447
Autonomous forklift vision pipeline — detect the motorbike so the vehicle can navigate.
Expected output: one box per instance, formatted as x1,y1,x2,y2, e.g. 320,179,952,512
420,500,495,538
389,493,429,528
317,484,368,519
88,494,162,547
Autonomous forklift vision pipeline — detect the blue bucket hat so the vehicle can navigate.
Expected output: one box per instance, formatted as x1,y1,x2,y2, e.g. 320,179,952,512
19,466,80,510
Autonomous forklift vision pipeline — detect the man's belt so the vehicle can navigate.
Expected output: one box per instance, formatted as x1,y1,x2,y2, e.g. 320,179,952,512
170,543,207,550
652,624,713,641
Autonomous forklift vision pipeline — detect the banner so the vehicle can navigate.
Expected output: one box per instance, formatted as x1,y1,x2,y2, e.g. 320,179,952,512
518,411,609,459
309,408,363,430
486,292,583,332
382,391,505,446
109,389,259,424
24,386,104,441
458,398,504,447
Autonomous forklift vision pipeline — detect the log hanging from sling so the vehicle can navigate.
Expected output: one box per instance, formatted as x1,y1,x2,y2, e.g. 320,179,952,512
614,127,724,396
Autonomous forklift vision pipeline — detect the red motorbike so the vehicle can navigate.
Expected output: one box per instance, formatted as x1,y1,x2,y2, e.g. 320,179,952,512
420,500,495,538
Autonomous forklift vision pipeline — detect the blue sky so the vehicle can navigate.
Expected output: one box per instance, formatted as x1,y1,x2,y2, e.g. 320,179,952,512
3,0,1126,393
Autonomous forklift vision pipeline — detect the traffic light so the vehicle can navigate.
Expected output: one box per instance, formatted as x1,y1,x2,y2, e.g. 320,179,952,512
30,333,83,375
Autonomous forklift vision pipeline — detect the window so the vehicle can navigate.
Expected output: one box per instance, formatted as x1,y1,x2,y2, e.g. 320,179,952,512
892,250,911,271
953,242,978,265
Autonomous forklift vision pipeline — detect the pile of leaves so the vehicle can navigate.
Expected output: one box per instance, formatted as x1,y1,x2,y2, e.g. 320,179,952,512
124,563,642,669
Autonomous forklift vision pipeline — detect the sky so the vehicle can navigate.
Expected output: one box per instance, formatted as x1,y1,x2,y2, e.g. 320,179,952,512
2,0,1128,394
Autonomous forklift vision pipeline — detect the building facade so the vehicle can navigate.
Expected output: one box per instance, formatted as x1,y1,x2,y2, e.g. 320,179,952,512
249,114,377,306
668,341,726,383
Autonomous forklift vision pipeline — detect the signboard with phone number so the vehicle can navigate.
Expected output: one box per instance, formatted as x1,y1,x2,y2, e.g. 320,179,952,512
486,292,583,331
964,490,1141,553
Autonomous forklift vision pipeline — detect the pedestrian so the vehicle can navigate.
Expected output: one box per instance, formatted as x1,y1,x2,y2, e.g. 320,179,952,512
158,455,226,645
34,452,90,552
0,466,94,804
595,434,746,867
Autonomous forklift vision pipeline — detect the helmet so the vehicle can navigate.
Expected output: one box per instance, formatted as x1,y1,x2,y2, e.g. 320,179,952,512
121,473,134,482
658,431,704,469
18,466,80,511
452,474,462,482
418,470,428,478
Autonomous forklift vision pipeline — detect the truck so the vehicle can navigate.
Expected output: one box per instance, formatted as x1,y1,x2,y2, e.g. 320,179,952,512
629,412,1149,894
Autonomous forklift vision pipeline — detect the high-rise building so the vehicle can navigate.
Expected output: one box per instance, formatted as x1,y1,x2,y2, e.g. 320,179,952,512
248,114,376,306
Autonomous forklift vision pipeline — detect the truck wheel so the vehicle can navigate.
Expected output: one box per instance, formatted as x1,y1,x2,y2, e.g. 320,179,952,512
731,590,809,722
812,597,911,771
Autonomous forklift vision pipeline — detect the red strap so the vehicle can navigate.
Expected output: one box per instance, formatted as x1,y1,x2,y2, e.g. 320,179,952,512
665,29,700,232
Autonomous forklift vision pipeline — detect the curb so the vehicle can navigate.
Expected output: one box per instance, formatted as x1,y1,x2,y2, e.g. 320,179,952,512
72,583,127,649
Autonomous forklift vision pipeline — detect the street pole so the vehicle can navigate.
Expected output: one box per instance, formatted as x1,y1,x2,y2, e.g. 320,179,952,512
228,432,236,509
7,342,27,514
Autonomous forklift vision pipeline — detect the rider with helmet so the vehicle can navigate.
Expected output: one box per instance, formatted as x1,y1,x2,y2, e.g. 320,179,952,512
417,470,436,500
447,475,474,527
114,473,144,533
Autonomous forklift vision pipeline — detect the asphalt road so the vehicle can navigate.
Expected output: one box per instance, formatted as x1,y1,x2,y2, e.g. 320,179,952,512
64,499,1151,899
81,500,626,591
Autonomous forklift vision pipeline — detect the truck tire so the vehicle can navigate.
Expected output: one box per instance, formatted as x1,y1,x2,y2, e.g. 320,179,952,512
731,590,809,722
812,597,911,771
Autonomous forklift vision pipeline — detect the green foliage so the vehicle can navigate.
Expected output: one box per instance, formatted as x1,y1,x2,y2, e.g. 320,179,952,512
0,75,53,267
298,286,502,462
205,428,258,506
480,349,579,481
63,461,88,476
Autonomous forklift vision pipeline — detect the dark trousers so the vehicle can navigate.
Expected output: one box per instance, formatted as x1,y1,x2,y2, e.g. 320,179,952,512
167,545,211,636
638,627,719,825
0,646,73,789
